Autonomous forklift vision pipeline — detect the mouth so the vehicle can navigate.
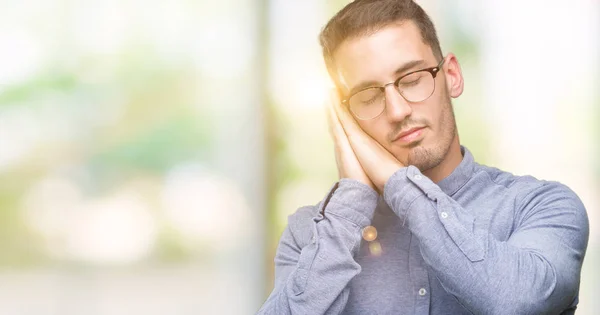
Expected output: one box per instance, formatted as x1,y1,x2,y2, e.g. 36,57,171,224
392,126,426,144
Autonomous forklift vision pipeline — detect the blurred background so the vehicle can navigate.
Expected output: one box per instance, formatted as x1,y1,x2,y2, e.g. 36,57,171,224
0,0,597,314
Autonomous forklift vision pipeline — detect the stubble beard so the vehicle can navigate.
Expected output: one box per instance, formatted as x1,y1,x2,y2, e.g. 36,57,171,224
405,97,457,172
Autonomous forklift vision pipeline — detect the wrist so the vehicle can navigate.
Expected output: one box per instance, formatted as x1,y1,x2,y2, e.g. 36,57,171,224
325,178,380,226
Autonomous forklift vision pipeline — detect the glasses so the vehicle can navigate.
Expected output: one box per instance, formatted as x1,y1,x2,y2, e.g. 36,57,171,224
342,58,445,120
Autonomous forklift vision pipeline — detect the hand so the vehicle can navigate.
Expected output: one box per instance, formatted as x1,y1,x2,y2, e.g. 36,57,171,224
331,93,404,193
326,89,376,191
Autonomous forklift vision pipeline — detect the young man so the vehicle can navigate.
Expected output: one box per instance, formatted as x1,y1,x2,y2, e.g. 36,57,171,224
258,1,589,314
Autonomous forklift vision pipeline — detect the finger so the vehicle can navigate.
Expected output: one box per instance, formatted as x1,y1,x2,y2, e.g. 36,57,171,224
326,90,358,179
325,97,335,138
327,89,351,146
332,96,374,147
326,92,340,136
332,94,399,163
331,95,371,144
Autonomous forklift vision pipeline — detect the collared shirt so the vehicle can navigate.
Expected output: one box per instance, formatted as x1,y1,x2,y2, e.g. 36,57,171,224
257,147,589,315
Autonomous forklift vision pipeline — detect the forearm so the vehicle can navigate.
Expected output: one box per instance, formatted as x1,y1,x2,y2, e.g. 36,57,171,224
402,197,564,314
384,167,588,314
258,179,379,315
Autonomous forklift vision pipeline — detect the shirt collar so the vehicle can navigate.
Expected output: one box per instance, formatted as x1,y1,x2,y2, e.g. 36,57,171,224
437,146,475,196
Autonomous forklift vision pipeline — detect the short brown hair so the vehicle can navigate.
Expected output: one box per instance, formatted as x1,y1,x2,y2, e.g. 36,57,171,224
319,0,443,81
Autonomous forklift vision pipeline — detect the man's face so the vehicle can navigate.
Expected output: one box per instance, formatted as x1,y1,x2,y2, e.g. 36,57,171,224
333,21,462,172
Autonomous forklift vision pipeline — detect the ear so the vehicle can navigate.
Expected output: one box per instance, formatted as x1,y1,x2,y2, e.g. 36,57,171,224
442,53,464,98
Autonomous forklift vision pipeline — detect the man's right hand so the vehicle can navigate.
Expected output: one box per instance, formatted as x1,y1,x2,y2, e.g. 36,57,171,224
326,89,376,191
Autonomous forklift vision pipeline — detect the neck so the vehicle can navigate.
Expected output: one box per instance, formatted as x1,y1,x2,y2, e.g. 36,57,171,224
423,134,462,183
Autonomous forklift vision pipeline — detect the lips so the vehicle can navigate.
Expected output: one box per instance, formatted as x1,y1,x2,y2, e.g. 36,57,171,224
393,127,426,143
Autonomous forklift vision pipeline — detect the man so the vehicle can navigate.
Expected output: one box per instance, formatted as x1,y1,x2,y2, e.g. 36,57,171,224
258,0,589,314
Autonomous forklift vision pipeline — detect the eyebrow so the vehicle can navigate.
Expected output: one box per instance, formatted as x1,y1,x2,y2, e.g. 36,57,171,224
347,59,427,97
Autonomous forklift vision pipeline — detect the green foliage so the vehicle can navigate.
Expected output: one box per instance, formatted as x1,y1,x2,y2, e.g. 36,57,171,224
152,227,194,264
88,113,210,174
0,72,78,107
0,190,48,267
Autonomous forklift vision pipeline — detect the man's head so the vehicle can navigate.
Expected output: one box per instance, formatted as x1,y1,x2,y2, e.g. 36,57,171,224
319,0,464,173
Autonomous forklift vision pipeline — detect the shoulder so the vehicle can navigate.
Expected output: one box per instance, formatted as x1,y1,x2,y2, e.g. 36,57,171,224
475,163,543,193
475,163,588,225
477,164,582,202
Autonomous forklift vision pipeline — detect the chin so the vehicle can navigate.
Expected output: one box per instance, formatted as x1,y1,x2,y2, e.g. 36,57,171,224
404,141,446,172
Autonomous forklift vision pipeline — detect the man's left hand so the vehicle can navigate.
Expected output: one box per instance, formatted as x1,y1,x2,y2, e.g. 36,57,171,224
332,99,405,193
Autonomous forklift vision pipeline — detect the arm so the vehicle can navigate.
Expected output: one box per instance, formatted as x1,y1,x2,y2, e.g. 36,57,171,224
384,166,589,315
257,179,378,315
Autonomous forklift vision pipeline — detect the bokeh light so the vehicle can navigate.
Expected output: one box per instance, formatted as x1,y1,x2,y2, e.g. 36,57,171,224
362,226,378,242
369,241,383,257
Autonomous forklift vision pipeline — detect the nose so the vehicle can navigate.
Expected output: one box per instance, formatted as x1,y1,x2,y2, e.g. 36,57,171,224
383,84,412,122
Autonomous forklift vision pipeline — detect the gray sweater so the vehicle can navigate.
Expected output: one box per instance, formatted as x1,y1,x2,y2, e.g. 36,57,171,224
257,147,589,314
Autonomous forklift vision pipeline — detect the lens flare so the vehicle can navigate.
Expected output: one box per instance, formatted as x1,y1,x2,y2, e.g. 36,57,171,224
362,225,378,242
369,241,383,256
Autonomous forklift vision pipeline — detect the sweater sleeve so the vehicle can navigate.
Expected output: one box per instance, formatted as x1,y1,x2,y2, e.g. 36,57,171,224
383,166,589,315
256,179,379,315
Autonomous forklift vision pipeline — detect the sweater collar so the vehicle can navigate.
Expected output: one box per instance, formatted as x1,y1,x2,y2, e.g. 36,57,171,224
437,146,476,196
